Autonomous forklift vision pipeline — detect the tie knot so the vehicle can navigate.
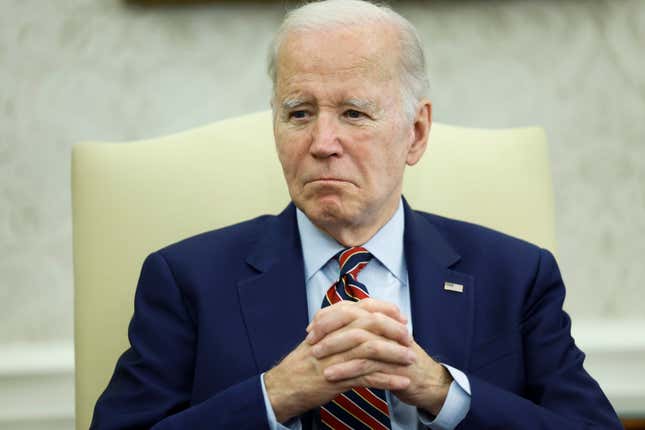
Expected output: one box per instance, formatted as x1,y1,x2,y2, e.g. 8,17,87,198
336,246,372,278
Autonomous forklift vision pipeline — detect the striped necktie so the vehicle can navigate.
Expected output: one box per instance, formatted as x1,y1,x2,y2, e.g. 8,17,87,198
318,246,391,430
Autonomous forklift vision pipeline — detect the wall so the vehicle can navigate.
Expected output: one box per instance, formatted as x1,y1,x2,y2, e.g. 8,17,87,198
0,0,643,427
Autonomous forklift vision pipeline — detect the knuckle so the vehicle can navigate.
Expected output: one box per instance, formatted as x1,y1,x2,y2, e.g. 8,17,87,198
396,325,408,338
374,312,388,324
340,304,355,318
366,313,379,326
398,345,409,359
351,304,366,316
316,340,328,352
365,373,386,386
350,328,367,343
340,302,354,312
381,301,391,309
356,358,370,373
312,311,324,324
363,341,377,356
360,298,374,306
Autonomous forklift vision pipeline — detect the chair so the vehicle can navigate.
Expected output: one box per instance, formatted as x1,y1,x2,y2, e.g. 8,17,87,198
71,110,556,430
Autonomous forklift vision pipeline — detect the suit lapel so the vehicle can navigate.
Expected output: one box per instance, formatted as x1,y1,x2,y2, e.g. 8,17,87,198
404,201,475,370
237,204,310,372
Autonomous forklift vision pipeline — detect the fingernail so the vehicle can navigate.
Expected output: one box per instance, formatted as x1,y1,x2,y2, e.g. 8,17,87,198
407,350,416,363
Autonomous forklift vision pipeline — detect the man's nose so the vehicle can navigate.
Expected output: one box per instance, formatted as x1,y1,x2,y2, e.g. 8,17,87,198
309,114,343,158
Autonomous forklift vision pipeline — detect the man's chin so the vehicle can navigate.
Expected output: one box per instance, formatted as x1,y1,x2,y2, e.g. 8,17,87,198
299,196,353,226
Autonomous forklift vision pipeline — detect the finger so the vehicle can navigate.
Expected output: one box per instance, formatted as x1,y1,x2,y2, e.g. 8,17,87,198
357,299,407,325
324,359,409,383
307,301,364,332
311,327,371,357
349,312,411,346
306,303,369,344
361,372,411,391
324,358,409,381
352,339,416,365
307,302,410,346
306,299,405,334
335,371,411,391
312,330,416,366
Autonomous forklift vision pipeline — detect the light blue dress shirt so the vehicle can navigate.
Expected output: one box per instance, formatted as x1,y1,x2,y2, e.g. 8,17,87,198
261,200,471,429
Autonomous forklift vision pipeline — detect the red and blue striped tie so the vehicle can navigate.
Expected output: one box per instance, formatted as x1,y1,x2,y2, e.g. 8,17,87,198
318,246,391,430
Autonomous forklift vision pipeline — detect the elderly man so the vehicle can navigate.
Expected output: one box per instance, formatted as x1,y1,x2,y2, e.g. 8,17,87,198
92,1,621,429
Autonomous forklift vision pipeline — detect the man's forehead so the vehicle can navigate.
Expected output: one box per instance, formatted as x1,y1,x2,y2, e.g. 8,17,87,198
276,24,399,79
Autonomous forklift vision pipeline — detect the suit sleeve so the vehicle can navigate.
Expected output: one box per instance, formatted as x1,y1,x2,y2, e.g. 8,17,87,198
458,248,622,429
90,252,270,430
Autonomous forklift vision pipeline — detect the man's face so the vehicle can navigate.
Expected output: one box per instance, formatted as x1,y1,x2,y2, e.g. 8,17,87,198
273,23,425,236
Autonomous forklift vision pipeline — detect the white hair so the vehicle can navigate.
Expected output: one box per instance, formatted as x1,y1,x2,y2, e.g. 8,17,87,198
267,0,430,121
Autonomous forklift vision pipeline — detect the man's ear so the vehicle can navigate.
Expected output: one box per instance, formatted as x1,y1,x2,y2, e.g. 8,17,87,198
406,100,432,166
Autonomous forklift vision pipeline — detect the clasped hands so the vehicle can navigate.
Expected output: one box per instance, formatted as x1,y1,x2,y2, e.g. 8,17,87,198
264,299,452,423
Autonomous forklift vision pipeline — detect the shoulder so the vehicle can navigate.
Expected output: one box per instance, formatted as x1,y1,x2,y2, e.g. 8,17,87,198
413,209,552,270
154,213,279,268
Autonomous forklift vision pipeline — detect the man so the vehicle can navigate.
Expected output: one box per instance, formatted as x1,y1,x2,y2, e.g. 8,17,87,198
91,1,622,429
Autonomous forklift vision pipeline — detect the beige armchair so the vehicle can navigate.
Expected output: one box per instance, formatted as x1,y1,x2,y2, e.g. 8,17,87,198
72,110,556,430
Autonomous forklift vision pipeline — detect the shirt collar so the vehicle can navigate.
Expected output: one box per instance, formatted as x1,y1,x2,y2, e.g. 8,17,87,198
296,199,407,285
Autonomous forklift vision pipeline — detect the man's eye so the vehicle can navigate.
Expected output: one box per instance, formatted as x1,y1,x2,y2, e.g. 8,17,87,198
344,109,364,119
289,110,309,120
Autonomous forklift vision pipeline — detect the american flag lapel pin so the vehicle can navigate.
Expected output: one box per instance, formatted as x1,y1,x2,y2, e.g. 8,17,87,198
443,282,464,293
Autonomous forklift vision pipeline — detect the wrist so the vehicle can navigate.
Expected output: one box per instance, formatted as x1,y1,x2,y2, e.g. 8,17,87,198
264,368,298,423
422,364,453,415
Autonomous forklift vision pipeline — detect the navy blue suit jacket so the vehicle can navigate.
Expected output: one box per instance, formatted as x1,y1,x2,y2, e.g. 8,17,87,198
92,201,621,429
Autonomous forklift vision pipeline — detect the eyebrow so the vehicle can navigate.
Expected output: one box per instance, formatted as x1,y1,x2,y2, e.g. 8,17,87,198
280,97,381,113
344,98,379,113
281,98,308,111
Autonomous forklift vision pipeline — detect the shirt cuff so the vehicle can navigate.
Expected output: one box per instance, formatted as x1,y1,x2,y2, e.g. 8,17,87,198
260,372,302,430
418,365,471,430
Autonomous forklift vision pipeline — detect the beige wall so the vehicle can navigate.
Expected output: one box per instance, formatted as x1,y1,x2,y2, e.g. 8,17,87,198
1,0,644,344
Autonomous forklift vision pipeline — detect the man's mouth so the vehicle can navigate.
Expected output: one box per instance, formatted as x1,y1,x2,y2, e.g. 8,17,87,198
307,178,353,186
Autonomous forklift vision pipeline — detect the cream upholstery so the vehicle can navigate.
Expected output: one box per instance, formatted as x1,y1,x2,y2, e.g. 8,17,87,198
72,110,556,430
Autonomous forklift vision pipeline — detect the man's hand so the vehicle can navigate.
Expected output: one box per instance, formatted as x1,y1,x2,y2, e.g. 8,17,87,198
309,299,454,416
264,300,415,423
323,339,453,416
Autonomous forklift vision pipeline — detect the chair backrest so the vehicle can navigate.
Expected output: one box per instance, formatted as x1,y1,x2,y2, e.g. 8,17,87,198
72,110,556,430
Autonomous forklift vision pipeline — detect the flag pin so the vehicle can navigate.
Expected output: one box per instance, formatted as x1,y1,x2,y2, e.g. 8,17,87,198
444,282,464,293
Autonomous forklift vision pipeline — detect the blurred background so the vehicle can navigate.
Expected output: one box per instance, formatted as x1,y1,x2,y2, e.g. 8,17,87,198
0,0,643,428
